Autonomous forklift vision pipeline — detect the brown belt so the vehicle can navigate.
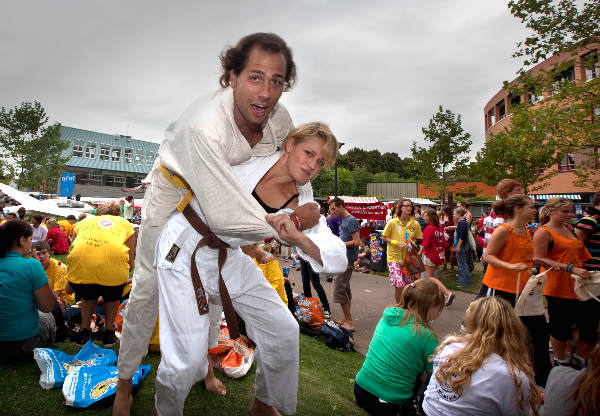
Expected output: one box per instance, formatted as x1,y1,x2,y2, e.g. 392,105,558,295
181,204,240,340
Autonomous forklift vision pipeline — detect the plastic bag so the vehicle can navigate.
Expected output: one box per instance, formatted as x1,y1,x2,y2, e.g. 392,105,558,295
63,363,151,408
403,244,425,275
34,340,117,390
573,271,600,302
208,336,255,379
294,294,324,330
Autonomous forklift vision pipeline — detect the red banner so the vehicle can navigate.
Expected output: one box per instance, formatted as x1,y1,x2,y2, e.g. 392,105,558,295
345,203,386,220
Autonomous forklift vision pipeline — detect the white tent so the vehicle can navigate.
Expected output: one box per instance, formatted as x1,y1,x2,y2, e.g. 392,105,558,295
0,183,84,218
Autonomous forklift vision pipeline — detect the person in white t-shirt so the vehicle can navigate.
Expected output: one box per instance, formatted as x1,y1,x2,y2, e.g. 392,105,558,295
31,214,47,244
423,296,541,416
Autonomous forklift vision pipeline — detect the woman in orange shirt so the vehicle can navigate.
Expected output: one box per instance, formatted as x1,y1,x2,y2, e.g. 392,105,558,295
479,194,552,386
534,197,593,369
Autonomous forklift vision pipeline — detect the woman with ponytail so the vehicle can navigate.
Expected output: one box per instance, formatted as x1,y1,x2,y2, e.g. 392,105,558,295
0,220,57,362
423,297,541,416
354,279,444,415
534,197,594,369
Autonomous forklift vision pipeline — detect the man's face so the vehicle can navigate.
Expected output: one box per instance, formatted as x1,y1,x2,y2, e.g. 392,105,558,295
507,186,524,197
230,46,286,131
332,203,343,217
32,218,40,228
38,249,50,268
328,204,336,216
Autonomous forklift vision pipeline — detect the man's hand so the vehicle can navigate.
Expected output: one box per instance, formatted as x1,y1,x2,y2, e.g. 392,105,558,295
292,203,320,230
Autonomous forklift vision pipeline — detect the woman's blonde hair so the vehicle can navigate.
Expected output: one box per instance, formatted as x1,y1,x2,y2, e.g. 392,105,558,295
433,297,541,415
453,207,467,217
539,197,572,225
285,122,338,167
394,279,444,335
96,201,122,216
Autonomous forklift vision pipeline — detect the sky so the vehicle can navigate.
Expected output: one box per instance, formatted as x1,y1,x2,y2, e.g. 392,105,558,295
1,1,530,159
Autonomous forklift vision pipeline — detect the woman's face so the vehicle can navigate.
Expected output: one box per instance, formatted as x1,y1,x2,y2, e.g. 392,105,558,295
285,135,325,184
453,211,461,222
427,305,442,322
423,213,431,225
399,201,413,216
550,203,573,225
19,235,33,254
517,199,537,221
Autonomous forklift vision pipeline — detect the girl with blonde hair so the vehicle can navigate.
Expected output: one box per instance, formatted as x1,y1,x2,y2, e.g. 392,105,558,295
533,197,593,369
423,296,541,416
354,279,444,415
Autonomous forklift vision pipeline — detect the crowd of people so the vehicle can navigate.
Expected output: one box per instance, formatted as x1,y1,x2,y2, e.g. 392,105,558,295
1,30,599,416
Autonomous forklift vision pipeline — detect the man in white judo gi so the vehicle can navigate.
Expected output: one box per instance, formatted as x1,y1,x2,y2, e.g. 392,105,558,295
113,33,318,416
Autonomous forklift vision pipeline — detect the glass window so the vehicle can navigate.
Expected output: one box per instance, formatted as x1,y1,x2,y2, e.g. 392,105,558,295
584,52,599,81
146,152,154,164
487,109,495,128
528,88,543,104
125,148,133,164
558,153,575,172
111,147,121,162
72,139,84,157
510,94,521,108
135,149,144,165
497,100,506,121
85,142,97,159
99,146,110,161
595,146,599,169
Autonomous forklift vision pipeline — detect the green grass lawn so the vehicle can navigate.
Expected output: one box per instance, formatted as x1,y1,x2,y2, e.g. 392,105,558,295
0,333,367,415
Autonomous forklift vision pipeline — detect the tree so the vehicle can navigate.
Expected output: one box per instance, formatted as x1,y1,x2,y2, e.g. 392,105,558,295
0,101,69,190
501,0,600,187
410,105,472,203
311,166,334,198
352,167,374,195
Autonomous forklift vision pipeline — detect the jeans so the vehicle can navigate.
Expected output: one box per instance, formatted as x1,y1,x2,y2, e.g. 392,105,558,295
457,244,471,287
300,258,330,311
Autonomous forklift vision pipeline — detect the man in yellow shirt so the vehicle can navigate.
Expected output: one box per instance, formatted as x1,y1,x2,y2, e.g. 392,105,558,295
58,215,76,240
381,199,423,302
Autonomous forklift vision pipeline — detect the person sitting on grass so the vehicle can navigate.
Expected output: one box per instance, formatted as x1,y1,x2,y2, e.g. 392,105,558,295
0,220,58,362
45,218,69,255
423,296,541,416
354,279,444,415
354,238,371,273
542,329,600,416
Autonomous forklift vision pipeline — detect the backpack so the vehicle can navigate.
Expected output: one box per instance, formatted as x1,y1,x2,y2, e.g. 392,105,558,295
321,320,354,351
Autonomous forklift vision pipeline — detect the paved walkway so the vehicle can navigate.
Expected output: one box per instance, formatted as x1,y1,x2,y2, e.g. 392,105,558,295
283,261,477,355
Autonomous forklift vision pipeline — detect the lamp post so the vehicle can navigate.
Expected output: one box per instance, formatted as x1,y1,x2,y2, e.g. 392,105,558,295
333,142,345,197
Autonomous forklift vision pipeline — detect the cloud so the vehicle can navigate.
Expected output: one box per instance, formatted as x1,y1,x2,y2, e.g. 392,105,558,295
1,0,529,159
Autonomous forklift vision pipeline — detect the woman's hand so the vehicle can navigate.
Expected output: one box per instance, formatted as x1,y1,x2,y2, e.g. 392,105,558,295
511,263,529,272
266,214,301,245
397,241,408,248
572,267,591,279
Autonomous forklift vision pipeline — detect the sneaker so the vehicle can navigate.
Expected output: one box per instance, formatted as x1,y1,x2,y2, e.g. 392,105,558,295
323,310,331,319
445,293,456,307
102,330,119,347
75,328,91,346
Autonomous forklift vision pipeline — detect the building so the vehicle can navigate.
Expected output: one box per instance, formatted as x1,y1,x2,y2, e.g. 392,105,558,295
483,42,599,204
57,126,159,198
417,181,497,200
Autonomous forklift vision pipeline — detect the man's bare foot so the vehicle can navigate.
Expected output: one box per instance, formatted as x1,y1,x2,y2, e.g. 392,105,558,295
341,322,355,332
205,374,227,396
112,378,133,416
249,397,280,416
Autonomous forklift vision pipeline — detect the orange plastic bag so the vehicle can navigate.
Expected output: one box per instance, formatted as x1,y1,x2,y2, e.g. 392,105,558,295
208,335,254,379
294,294,324,330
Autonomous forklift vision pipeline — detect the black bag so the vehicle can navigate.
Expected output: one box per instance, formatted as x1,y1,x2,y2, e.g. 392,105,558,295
321,320,354,351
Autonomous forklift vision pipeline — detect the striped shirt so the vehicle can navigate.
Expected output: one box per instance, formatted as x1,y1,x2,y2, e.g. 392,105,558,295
576,206,600,271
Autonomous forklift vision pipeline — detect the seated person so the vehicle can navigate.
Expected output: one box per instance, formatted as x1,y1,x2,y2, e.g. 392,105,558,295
0,220,57,362
354,279,444,415
58,215,76,241
354,238,372,272
541,329,600,416
45,218,69,254
423,296,541,416
241,243,288,305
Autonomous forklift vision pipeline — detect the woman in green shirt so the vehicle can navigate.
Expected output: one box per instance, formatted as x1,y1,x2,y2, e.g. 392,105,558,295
354,279,444,415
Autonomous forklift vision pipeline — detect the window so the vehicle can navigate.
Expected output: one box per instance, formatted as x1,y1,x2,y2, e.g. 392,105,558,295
487,109,495,128
72,139,84,157
553,66,575,94
125,148,133,164
135,149,144,165
85,142,97,159
536,168,544,176
584,52,599,81
558,153,575,172
510,94,521,108
594,107,600,116
146,152,155,165
595,146,600,169
126,176,142,188
99,146,110,161
528,88,543,104
111,147,121,162
497,100,506,121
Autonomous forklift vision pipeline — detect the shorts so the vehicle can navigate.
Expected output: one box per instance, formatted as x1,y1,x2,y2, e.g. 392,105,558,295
422,255,439,268
546,295,600,345
334,260,354,304
69,282,126,302
388,261,415,288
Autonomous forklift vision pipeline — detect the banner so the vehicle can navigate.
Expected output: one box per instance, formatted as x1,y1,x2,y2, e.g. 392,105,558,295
345,203,386,220
60,173,76,198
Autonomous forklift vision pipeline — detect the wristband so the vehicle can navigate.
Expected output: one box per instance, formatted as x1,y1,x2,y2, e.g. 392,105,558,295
290,213,301,229
566,264,574,273
391,239,398,246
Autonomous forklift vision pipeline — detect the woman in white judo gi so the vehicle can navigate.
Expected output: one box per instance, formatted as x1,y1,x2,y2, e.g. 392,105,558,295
154,122,347,416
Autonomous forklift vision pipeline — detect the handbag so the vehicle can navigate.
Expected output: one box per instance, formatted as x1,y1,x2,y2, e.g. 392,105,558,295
515,270,549,316
468,230,476,251
572,271,600,303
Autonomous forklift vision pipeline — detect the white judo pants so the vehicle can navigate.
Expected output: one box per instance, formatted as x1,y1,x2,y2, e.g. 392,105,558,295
154,214,299,416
